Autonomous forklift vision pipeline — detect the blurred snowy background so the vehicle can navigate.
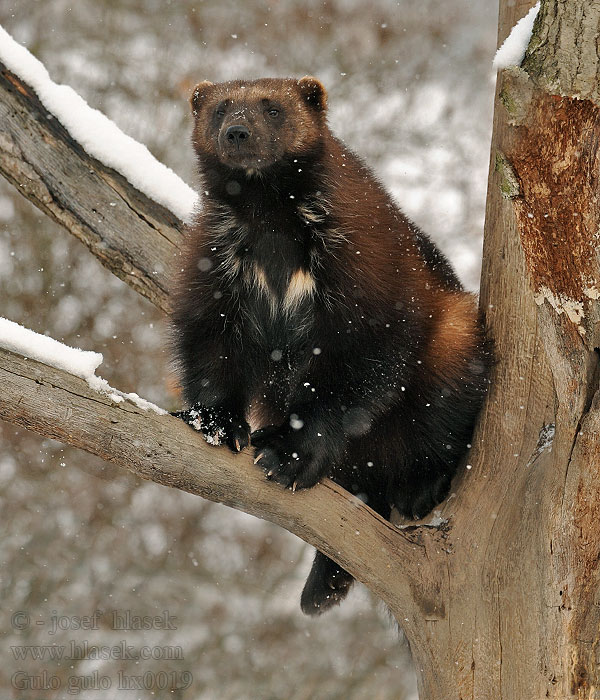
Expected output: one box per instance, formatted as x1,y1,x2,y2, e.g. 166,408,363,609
0,1,497,698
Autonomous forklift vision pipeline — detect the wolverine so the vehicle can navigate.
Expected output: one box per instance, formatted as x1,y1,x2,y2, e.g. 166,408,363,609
171,77,490,614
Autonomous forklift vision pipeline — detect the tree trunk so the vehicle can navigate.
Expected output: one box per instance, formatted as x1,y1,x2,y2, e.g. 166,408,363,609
1,2,600,698
398,1,600,697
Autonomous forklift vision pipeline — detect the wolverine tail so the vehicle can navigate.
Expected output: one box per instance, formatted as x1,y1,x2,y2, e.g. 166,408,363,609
300,550,354,615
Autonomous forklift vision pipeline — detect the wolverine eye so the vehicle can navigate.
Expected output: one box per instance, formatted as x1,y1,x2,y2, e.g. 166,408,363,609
215,108,226,118
266,108,280,118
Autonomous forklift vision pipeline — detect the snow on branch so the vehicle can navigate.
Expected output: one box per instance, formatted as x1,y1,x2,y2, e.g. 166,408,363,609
0,317,166,414
0,316,102,379
0,24,198,221
0,54,183,312
0,344,423,621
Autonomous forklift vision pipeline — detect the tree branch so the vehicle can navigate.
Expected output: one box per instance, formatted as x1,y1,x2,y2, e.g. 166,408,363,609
0,346,428,617
0,62,182,314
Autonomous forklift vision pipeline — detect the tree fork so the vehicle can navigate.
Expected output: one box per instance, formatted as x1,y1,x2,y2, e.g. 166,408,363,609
388,1,600,698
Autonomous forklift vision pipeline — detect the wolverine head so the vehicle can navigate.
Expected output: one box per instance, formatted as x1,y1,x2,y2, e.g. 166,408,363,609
189,77,328,172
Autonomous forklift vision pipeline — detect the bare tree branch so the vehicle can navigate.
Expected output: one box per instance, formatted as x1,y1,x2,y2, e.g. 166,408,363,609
0,62,182,314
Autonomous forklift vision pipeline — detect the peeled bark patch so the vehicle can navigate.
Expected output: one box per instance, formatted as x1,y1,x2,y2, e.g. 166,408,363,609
507,90,600,339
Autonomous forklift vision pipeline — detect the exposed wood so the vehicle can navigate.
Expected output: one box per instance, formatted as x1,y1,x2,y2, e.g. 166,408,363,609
0,62,184,314
500,67,600,346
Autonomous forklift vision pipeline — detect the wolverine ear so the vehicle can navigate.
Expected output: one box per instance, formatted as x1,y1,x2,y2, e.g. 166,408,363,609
190,81,215,114
298,76,327,113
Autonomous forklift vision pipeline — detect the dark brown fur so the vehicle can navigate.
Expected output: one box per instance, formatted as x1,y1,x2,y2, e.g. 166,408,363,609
171,77,490,614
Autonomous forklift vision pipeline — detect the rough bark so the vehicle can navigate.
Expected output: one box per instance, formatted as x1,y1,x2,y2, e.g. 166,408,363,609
523,0,600,105
1,1,600,697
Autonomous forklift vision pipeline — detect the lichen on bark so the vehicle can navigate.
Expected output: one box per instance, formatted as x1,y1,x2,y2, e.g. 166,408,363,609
522,0,600,106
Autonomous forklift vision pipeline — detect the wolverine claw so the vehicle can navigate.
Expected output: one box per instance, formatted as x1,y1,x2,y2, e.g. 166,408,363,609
175,403,250,451
252,432,329,490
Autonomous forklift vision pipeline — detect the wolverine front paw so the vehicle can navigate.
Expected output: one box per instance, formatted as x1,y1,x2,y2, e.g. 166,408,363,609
251,425,334,490
174,403,250,453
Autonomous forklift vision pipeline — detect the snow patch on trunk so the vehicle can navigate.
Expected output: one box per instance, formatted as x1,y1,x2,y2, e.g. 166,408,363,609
493,2,540,70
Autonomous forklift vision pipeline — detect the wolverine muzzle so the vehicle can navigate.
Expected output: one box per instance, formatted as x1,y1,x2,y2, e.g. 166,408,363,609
225,124,251,150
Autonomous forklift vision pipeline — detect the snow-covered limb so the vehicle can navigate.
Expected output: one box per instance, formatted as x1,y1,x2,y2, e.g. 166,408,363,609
0,317,166,414
0,316,102,379
0,24,198,221
0,56,181,313
0,344,424,624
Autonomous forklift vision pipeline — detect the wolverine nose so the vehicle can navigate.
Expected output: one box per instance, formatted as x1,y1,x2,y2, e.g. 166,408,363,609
225,124,250,148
